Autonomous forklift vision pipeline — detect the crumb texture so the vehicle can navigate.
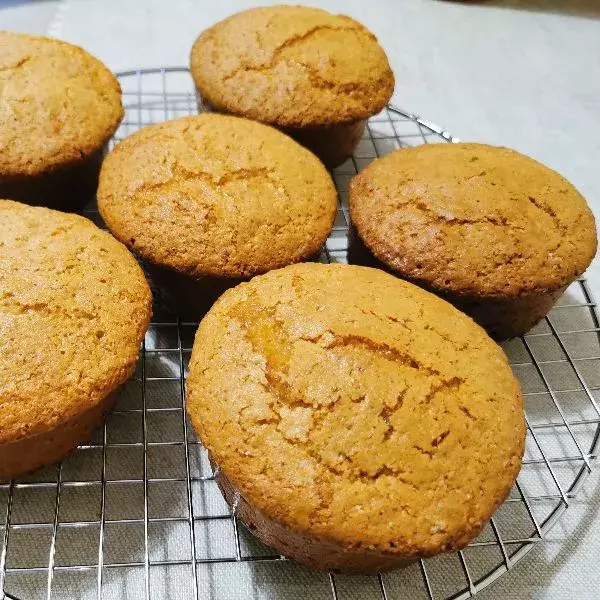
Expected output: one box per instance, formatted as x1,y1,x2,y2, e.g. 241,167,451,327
97,114,337,278
0,31,123,177
0,200,151,444
190,5,394,127
350,143,597,297
187,263,526,557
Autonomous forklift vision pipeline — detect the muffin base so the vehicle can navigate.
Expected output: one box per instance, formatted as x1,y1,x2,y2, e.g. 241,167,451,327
446,287,566,341
214,464,414,574
0,391,117,482
143,261,244,322
143,254,321,322
0,148,104,212
282,119,367,169
348,230,563,340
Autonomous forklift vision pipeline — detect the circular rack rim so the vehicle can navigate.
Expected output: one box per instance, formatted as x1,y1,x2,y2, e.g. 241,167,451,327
108,65,600,596
1,65,598,600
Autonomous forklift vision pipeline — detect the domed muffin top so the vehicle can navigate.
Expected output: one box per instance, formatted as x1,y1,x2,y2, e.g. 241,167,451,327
0,31,123,177
98,114,337,278
190,6,394,128
350,143,597,298
187,263,525,557
0,200,151,444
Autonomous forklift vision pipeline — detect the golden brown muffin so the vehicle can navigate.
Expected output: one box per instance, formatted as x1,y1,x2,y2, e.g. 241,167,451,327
97,113,337,317
350,143,598,340
187,263,525,573
0,200,151,481
190,5,394,167
0,31,123,210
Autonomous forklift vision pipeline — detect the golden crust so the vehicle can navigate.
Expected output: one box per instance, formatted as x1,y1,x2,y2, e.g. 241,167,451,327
0,200,151,445
190,5,394,128
187,263,525,558
349,143,597,298
0,31,123,178
97,114,337,278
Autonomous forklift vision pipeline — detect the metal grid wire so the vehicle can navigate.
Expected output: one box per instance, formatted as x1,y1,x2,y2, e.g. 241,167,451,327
1,67,599,600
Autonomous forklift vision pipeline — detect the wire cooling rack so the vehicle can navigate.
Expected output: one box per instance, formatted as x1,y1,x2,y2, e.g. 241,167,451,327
1,67,599,600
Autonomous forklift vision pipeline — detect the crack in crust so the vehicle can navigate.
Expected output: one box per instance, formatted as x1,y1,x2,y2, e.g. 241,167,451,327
127,163,280,199
222,24,366,82
0,298,97,322
227,291,469,484
0,55,31,73
527,194,566,234
406,199,526,230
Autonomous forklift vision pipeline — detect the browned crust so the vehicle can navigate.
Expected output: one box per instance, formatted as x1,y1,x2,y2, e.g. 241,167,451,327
348,229,568,340
0,30,123,178
349,143,597,299
187,263,526,561
97,114,337,278
0,200,152,445
190,6,394,128
446,285,567,341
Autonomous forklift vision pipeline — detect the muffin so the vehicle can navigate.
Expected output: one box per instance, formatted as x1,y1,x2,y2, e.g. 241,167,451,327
350,143,597,340
0,31,123,210
97,113,337,318
190,5,394,168
186,263,525,573
0,200,151,481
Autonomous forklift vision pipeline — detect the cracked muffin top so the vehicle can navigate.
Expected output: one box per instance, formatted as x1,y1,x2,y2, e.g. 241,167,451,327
97,113,337,278
189,5,394,128
350,143,597,298
0,31,123,177
187,263,525,557
0,200,151,445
